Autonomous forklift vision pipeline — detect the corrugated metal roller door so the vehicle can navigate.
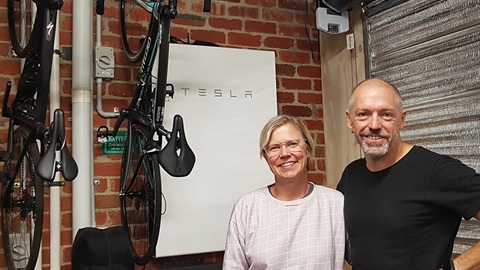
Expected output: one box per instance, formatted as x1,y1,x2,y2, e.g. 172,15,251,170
363,0,480,255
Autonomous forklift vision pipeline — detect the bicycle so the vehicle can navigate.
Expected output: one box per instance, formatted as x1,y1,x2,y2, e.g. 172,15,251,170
96,0,199,265
2,0,78,269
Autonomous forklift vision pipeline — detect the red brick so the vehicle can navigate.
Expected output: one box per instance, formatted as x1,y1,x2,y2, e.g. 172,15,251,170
308,172,326,185
95,194,121,209
245,20,277,34
281,77,312,90
0,60,21,75
298,65,321,78
245,0,276,8
279,24,308,38
278,50,311,64
227,6,260,19
313,79,322,91
281,105,312,117
265,36,294,49
171,26,190,41
276,64,296,76
228,32,262,47
190,30,226,44
175,14,207,27
209,2,227,16
279,0,308,11
298,92,322,104
276,91,295,103
262,9,295,23
297,38,319,52
305,119,324,131
209,17,243,31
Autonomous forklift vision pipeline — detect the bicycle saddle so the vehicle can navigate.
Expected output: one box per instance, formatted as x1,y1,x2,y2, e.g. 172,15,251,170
159,115,196,177
36,109,78,181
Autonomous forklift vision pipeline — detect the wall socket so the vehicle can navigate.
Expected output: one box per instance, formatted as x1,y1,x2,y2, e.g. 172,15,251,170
95,47,115,79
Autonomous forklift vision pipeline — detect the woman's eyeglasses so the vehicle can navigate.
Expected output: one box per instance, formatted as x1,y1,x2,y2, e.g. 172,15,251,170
263,139,306,157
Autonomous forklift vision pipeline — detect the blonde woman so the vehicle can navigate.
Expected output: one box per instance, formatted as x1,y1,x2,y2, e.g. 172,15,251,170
223,115,345,270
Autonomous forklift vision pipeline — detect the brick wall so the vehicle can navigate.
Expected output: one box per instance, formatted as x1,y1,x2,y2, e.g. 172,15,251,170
0,0,324,268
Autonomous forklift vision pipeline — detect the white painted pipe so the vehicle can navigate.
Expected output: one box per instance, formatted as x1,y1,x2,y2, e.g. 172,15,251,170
72,0,94,239
48,11,61,270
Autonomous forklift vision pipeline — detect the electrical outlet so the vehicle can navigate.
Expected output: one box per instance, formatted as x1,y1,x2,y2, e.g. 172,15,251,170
95,47,115,79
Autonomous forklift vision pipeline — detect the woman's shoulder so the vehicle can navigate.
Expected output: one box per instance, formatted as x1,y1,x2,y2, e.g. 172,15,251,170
233,186,269,206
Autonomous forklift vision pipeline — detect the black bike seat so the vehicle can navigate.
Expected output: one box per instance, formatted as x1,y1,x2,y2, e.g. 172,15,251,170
159,115,195,177
36,109,78,181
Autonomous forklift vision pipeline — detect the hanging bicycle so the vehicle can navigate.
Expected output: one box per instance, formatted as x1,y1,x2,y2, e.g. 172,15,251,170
97,0,202,265
2,0,78,269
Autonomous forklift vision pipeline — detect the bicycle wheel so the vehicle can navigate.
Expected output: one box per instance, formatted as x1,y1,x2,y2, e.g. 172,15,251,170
7,0,35,58
120,122,162,265
120,0,152,62
1,127,44,270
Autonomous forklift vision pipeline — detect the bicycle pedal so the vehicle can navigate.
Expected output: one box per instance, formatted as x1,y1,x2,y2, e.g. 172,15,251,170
97,125,112,143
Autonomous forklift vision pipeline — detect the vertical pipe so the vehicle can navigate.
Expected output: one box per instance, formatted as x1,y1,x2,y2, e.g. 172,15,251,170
71,0,94,238
48,11,61,269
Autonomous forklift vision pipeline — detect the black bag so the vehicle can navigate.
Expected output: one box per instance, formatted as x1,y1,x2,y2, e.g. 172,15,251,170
72,226,134,270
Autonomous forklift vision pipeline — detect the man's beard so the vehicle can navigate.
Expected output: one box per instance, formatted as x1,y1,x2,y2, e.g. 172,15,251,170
358,131,396,159
360,140,389,159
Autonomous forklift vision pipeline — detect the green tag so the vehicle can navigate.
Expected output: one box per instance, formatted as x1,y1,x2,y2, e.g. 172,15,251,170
102,131,127,154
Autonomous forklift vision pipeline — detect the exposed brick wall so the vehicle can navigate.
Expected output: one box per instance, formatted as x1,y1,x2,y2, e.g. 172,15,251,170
0,0,324,268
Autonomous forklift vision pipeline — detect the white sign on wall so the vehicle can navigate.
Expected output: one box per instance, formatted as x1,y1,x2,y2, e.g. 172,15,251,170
156,44,277,257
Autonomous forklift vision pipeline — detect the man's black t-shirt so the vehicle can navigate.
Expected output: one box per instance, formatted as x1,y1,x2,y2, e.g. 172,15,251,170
338,146,480,270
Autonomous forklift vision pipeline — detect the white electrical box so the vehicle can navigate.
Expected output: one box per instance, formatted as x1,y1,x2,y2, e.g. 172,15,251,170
155,44,277,257
316,7,349,34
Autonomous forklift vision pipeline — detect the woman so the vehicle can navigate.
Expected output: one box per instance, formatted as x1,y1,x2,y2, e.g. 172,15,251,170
223,115,345,270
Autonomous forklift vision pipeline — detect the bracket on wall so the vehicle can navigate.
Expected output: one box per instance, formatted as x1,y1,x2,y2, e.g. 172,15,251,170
54,46,72,61
203,0,211,12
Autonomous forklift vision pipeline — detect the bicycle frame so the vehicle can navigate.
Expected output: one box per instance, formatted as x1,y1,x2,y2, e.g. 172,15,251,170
3,0,77,182
111,0,176,137
7,0,61,125
106,0,195,177
1,0,77,268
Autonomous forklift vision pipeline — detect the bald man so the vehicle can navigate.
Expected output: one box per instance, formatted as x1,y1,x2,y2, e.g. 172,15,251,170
337,78,480,270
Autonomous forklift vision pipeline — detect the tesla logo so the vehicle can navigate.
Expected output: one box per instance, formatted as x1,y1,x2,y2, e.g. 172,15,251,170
179,87,254,99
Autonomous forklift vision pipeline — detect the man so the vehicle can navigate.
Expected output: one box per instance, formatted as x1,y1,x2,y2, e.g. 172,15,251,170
337,78,480,269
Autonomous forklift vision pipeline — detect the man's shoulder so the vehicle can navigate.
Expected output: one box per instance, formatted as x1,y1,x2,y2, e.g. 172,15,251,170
344,157,367,171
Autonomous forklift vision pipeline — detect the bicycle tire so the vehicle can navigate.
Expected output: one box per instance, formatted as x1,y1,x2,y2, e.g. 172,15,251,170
120,122,162,265
1,127,44,270
7,0,36,58
120,0,152,62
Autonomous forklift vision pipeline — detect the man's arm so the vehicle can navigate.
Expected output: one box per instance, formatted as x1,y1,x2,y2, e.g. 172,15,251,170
453,211,480,270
